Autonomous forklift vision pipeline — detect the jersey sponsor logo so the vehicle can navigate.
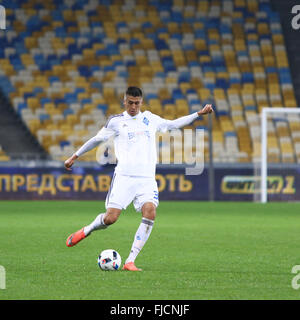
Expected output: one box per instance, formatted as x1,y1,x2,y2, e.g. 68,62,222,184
128,131,150,140
128,132,135,140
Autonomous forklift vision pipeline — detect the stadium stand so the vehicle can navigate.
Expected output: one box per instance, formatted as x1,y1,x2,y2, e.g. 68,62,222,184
0,145,10,161
0,0,299,163
0,89,48,159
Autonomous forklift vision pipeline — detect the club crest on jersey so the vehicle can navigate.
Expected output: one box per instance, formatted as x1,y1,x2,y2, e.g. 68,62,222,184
143,117,149,126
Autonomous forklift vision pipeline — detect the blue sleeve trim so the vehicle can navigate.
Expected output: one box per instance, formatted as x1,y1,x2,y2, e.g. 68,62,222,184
105,113,124,128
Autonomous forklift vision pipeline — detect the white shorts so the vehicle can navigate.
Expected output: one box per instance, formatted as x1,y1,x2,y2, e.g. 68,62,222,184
105,173,159,212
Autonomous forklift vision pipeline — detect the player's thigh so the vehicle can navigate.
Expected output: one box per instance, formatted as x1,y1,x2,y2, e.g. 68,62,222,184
133,177,159,214
105,174,136,211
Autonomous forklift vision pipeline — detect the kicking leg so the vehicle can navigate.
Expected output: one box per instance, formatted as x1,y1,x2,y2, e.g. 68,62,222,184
123,202,156,271
84,208,121,235
66,208,121,247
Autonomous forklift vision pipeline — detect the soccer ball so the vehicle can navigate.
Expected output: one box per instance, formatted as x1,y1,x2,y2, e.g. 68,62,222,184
97,249,122,271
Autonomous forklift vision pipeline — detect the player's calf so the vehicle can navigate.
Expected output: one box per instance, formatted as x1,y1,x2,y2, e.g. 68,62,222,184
103,208,121,225
82,209,121,236
83,212,108,236
66,209,122,247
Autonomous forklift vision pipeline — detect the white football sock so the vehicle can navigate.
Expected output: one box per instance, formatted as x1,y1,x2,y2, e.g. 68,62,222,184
83,213,107,236
125,217,154,264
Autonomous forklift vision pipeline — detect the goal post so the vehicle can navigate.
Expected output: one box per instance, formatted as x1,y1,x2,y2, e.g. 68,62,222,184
260,107,300,203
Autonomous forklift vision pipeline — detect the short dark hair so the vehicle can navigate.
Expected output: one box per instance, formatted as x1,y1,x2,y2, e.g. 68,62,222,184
126,86,143,98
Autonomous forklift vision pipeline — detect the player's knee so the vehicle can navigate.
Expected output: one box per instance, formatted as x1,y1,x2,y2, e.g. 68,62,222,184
142,202,156,221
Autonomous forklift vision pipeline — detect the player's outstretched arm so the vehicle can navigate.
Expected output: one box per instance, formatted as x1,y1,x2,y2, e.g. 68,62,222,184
64,122,117,170
160,104,214,131
64,135,102,171
64,116,118,171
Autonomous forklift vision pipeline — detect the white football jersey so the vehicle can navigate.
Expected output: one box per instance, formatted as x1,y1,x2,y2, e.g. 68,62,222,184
94,110,198,177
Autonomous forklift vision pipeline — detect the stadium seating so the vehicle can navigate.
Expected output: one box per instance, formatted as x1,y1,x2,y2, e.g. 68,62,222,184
0,0,298,163
0,145,10,161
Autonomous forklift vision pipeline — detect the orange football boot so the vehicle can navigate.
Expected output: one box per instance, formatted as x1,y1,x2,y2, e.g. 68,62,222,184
122,262,142,271
66,227,87,247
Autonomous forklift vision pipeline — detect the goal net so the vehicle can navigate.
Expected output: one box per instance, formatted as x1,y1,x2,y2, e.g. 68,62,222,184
259,107,300,203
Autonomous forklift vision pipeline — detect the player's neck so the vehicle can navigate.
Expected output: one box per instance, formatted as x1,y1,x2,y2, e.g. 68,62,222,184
125,110,141,118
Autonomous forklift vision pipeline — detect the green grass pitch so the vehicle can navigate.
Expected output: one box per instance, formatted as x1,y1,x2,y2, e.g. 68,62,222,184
1,200,300,300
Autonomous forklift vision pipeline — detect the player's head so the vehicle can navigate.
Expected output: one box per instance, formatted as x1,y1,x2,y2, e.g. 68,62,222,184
123,86,143,117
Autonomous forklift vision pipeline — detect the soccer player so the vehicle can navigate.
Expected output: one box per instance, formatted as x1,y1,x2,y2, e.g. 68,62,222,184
64,86,213,271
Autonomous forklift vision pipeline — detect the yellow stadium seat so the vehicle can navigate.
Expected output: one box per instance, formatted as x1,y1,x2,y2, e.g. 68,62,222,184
28,118,41,134
163,104,177,120
66,114,79,126
27,97,40,110
198,88,211,101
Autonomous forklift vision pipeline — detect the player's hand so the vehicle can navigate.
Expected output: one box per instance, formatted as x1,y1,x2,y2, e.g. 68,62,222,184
64,154,78,171
197,104,213,116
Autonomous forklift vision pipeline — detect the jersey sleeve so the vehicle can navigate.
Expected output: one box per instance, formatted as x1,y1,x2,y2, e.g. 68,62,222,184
75,117,118,157
94,115,119,141
150,112,199,133
94,125,116,142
